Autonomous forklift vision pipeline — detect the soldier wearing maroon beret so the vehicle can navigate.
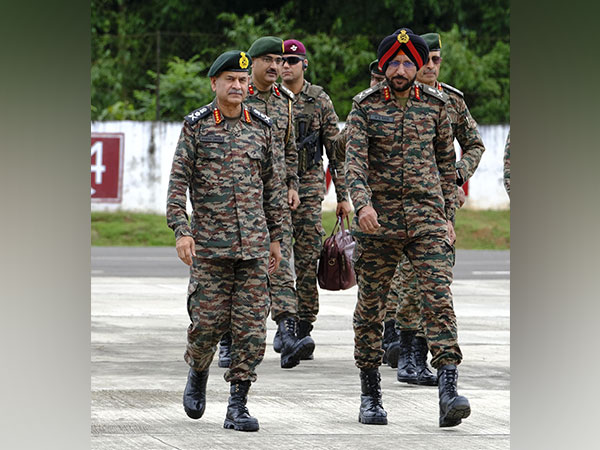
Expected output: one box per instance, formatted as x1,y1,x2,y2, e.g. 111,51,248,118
277,38,351,363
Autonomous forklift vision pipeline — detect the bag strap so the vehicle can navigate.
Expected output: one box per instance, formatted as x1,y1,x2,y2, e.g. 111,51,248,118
337,215,352,237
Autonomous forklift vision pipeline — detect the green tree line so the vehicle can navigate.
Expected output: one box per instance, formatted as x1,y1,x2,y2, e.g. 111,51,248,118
92,0,509,124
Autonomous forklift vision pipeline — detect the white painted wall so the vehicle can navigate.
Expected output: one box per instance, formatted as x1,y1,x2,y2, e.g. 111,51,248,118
91,121,509,214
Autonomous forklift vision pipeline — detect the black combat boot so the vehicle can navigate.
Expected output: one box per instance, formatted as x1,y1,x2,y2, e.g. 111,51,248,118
382,320,401,367
218,332,232,368
358,368,388,425
297,320,314,360
438,364,471,427
223,380,259,432
183,367,209,419
278,317,315,368
410,336,437,386
273,328,282,353
396,330,418,383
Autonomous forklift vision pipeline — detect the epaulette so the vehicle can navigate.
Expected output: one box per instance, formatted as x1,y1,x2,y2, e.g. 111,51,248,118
184,105,212,125
278,84,295,101
419,83,449,103
440,82,464,98
305,84,324,101
248,106,273,127
353,85,379,104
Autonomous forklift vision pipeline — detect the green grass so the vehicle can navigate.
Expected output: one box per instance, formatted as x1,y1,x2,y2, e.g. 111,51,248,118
92,209,509,249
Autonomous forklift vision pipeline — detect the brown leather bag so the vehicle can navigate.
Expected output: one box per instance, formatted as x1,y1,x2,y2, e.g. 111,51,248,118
317,215,356,291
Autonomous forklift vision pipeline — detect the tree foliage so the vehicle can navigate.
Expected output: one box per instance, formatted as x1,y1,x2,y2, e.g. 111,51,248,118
91,0,509,124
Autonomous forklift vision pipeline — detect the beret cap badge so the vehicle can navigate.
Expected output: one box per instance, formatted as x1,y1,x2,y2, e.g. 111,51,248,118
239,52,249,69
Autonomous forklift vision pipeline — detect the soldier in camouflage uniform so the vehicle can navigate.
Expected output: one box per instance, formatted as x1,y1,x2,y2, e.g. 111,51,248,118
279,39,351,360
504,130,510,196
384,33,486,388
235,36,315,369
346,28,470,427
166,50,284,432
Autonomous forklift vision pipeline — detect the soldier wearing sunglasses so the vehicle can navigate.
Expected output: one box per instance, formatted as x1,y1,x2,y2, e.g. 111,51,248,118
276,39,351,361
383,32,486,389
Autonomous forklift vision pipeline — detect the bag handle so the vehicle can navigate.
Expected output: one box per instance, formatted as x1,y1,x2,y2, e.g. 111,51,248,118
337,214,351,236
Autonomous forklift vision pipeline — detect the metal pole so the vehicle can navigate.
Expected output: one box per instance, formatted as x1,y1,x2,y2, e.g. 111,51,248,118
156,30,160,121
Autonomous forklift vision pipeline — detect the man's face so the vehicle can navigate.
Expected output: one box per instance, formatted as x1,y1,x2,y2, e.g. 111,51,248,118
384,53,417,93
281,54,306,83
210,71,248,107
370,73,385,87
417,50,442,86
251,53,283,86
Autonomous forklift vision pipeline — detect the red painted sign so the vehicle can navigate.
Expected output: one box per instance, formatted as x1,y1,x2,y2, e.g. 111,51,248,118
91,133,124,202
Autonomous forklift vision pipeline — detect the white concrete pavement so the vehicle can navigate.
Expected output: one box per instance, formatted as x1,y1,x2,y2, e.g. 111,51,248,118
91,276,509,449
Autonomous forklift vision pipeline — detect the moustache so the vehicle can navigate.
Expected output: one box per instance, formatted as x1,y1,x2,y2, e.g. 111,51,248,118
228,89,243,95
392,75,408,82
266,69,278,75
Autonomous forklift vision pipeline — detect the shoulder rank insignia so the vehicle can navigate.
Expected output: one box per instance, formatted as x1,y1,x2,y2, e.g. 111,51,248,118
213,107,223,125
248,84,255,95
383,85,391,101
420,83,449,103
273,85,281,97
440,82,464,98
184,105,211,125
414,84,421,101
278,84,295,101
353,85,379,104
248,106,273,127
243,108,251,123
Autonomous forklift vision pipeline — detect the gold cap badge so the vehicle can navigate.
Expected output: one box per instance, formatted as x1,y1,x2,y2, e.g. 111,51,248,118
397,29,409,44
239,52,249,69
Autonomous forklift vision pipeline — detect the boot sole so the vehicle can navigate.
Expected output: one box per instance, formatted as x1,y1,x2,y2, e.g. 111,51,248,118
397,373,418,384
406,376,438,386
358,414,388,425
184,406,205,420
223,418,259,432
439,403,471,427
281,339,315,369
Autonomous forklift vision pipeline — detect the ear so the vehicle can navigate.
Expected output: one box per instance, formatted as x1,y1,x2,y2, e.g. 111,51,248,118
210,76,217,92
302,59,308,70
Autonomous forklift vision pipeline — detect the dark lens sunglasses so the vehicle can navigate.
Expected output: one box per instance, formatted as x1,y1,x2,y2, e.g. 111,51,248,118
283,56,304,65
430,56,442,65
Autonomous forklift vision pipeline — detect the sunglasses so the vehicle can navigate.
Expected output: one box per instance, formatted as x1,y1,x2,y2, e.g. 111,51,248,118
388,60,416,70
429,56,443,65
282,56,305,66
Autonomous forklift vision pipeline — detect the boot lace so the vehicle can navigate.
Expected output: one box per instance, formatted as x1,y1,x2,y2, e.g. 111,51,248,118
442,368,458,397
284,318,296,335
365,372,383,406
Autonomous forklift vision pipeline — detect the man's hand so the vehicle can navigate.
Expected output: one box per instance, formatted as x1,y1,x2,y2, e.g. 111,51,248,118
176,235,196,266
268,241,282,274
288,188,300,210
335,200,352,220
457,187,466,209
358,205,380,234
447,220,456,245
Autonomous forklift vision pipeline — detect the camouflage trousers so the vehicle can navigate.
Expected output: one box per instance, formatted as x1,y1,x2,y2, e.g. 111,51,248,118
291,195,325,323
385,245,456,337
268,207,298,323
185,256,269,383
353,235,462,370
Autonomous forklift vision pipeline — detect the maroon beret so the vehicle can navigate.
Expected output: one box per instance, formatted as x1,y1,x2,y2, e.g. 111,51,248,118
284,39,306,55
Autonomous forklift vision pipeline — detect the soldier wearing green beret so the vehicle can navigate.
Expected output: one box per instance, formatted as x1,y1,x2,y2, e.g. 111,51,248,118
382,32,486,391
167,49,284,432
217,36,314,371
369,59,385,86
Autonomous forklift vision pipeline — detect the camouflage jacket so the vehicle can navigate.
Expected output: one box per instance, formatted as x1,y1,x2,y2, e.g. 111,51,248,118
437,81,485,182
291,80,347,202
166,99,284,260
345,81,457,240
245,82,299,194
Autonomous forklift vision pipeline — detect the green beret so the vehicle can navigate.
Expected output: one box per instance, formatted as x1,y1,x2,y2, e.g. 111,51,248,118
421,33,442,52
247,36,284,58
369,59,384,76
207,50,251,77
